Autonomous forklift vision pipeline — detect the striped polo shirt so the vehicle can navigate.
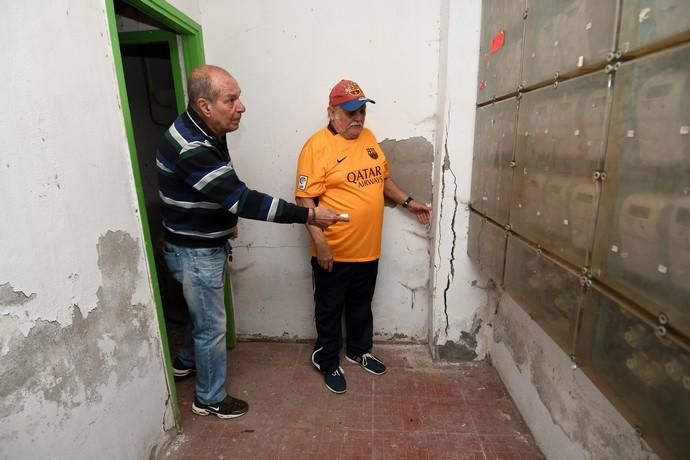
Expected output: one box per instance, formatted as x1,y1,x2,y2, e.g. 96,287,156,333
156,106,308,247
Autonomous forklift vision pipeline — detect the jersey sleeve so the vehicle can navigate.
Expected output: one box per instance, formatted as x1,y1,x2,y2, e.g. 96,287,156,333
295,139,326,198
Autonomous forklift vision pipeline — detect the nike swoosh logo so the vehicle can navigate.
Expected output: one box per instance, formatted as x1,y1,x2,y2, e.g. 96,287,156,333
209,406,220,411
336,157,347,164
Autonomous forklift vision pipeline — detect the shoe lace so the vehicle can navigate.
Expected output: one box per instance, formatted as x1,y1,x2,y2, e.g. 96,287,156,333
362,353,375,366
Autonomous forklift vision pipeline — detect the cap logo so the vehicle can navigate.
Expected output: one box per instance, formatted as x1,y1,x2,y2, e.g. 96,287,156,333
345,82,363,97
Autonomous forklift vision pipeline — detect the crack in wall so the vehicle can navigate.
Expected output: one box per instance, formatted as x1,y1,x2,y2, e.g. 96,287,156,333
441,112,459,336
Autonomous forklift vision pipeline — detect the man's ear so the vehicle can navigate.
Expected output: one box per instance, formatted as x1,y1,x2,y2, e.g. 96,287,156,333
327,106,335,121
197,98,211,117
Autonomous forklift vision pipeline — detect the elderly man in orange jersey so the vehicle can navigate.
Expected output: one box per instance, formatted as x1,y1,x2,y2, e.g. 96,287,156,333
295,79,431,393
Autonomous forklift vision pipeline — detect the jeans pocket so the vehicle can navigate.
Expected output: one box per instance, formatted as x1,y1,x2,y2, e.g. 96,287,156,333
192,246,225,259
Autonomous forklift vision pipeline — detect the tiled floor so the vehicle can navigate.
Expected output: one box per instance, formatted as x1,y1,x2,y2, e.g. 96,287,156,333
162,342,543,460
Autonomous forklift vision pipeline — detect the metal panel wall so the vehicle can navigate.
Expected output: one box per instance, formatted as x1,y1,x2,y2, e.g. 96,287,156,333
620,0,690,55
522,0,617,87
511,72,609,267
471,2,690,456
591,43,690,339
467,211,507,286
470,98,517,225
479,219,508,285
504,235,582,353
476,0,526,103
577,287,690,459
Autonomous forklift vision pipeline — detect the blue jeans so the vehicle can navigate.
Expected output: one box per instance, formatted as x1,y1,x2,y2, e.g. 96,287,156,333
163,242,228,405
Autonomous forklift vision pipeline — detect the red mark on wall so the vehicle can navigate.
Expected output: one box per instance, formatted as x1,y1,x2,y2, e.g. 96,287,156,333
490,30,505,53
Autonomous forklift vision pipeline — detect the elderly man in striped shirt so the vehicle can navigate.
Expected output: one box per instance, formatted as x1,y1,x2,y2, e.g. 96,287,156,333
156,65,343,419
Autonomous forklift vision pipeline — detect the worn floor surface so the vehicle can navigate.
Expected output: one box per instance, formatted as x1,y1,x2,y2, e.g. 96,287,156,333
162,342,543,460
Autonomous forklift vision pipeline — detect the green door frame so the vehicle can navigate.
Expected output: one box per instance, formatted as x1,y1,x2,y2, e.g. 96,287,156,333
104,0,205,429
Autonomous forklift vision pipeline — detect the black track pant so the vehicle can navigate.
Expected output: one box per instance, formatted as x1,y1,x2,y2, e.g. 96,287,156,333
311,258,379,373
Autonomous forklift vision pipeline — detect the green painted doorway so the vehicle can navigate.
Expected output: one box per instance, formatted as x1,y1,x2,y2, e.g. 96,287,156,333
105,0,236,429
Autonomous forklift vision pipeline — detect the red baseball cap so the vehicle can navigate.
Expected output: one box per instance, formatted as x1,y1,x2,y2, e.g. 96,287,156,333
328,79,376,111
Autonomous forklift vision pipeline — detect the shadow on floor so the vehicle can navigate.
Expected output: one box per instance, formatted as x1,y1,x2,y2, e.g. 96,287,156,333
162,341,543,460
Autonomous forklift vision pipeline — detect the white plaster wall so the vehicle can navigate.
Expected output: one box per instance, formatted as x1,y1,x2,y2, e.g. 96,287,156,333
198,0,440,341
0,1,173,458
430,0,489,357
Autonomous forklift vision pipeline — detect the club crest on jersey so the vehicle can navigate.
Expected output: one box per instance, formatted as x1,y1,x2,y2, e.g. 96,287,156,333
298,175,308,190
367,148,378,159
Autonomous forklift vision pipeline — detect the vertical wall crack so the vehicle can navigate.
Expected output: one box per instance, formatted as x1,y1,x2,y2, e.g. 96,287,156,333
440,105,459,336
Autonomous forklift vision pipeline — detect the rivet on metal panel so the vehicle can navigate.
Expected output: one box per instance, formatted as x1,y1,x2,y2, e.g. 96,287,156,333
607,51,615,62
634,427,643,438
592,171,602,181
580,276,588,287
570,354,578,369
554,71,560,80
510,160,517,168
585,22,592,31
627,129,635,138
600,171,607,181
585,278,592,288
523,167,528,175
553,81,559,89
614,49,622,59
581,266,589,275
577,56,584,68
655,325,667,338
680,126,689,135
605,64,614,74
504,224,511,232
523,9,528,20
658,313,668,325
614,62,621,71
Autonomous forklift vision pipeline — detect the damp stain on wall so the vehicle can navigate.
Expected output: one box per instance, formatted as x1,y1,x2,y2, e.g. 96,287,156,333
0,231,158,424
437,315,483,361
0,283,36,306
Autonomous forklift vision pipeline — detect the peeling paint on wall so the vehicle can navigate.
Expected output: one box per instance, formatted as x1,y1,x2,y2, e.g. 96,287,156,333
0,231,157,425
438,316,482,361
380,137,434,208
0,283,36,306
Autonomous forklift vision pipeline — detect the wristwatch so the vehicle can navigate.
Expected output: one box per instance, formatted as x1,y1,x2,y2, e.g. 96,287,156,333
402,196,413,208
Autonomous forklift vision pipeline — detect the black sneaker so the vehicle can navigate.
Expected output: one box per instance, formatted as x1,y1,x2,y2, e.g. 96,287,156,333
192,395,249,419
324,367,347,394
311,346,323,371
172,357,196,377
346,352,386,375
